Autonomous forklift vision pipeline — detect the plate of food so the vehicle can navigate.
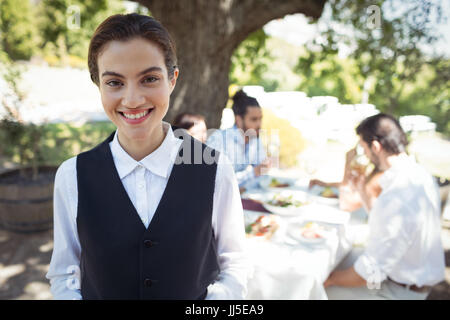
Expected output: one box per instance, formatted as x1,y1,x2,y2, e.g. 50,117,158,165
262,192,310,216
320,186,339,198
259,176,295,190
287,221,332,244
245,214,280,240
309,186,340,206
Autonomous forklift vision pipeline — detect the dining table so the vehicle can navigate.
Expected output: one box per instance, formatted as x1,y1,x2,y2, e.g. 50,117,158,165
241,174,369,300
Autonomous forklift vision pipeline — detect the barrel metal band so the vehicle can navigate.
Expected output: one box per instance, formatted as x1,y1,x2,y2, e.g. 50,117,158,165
0,196,53,204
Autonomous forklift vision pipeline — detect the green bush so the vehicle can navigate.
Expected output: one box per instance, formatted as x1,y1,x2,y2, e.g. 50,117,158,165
0,0,39,61
262,108,307,168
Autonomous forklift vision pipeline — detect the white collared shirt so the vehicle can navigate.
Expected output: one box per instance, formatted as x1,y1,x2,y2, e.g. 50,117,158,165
354,154,445,287
46,122,248,299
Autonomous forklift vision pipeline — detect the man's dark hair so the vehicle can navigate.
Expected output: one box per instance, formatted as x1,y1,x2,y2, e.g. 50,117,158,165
231,90,260,117
356,113,408,155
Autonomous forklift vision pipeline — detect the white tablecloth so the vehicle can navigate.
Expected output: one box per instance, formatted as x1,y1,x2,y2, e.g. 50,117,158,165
242,177,367,300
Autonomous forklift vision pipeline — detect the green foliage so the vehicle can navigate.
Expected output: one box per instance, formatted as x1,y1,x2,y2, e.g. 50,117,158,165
262,108,306,168
230,29,279,92
392,59,450,134
0,0,39,60
0,119,117,170
37,0,126,62
0,0,127,64
296,51,364,103
295,0,449,135
38,121,116,166
0,60,46,179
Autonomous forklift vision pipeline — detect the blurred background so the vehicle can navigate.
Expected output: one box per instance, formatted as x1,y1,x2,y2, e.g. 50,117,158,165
0,0,449,299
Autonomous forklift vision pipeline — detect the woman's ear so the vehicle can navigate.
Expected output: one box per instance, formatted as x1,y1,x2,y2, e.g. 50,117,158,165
169,68,179,94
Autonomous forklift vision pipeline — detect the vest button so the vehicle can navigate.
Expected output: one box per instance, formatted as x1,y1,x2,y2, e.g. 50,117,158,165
144,279,152,287
143,240,153,248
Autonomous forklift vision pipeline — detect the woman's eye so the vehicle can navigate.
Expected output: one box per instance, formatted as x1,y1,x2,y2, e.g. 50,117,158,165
106,80,122,87
143,76,158,83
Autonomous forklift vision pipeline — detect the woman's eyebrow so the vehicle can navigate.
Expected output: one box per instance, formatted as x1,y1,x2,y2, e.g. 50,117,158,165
101,67,163,79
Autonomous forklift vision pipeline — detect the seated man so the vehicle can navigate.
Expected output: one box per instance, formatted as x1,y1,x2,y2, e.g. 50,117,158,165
207,90,270,192
324,113,445,300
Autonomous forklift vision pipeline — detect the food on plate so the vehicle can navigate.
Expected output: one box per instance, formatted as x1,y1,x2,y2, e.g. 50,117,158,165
246,215,279,239
320,187,338,198
300,222,325,239
267,194,308,208
269,178,290,188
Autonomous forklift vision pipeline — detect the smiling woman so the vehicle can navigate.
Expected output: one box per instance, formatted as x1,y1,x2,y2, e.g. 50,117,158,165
96,38,177,160
45,13,248,300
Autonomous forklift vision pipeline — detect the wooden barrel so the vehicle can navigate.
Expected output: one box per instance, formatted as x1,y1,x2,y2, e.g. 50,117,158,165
0,166,58,233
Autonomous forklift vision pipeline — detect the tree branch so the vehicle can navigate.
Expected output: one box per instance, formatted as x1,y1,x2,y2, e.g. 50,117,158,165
230,0,326,44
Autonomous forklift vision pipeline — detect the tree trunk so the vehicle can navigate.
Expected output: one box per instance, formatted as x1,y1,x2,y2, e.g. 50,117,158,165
134,0,326,129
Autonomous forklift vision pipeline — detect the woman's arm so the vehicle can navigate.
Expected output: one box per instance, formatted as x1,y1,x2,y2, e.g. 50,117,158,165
206,153,249,300
309,179,341,189
45,157,82,300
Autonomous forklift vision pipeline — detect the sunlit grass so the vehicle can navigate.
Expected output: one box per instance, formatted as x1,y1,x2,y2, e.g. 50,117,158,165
40,121,116,166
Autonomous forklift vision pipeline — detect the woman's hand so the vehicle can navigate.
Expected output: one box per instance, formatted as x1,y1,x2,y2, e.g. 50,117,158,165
350,172,366,195
349,173,372,211
345,147,357,164
253,159,272,177
309,179,326,189
324,272,336,288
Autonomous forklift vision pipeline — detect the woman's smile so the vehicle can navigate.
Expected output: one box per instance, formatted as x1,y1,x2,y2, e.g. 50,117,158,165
118,107,154,124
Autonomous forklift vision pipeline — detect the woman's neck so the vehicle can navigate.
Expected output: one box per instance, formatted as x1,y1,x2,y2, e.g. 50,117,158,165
117,123,166,161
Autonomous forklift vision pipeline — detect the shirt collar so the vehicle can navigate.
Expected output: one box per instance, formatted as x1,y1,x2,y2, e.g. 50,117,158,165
231,124,260,146
231,125,244,144
109,122,182,180
378,153,412,189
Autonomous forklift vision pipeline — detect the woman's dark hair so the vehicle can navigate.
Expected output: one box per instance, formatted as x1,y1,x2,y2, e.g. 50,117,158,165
356,113,408,155
173,112,206,131
88,13,177,86
231,90,260,117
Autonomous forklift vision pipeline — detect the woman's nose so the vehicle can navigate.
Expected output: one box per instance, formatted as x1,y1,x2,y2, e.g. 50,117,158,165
121,85,145,108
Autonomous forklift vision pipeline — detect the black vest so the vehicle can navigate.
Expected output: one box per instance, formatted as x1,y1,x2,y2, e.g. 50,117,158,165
76,129,220,299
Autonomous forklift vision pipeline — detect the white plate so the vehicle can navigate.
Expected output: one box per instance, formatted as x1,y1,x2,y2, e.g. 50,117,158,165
244,212,281,240
261,190,310,216
298,203,351,225
259,176,296,190
308,185,340,206
286,221,331,244
262,202,308,216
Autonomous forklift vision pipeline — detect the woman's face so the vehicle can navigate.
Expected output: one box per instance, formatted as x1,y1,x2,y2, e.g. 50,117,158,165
97,37,178,143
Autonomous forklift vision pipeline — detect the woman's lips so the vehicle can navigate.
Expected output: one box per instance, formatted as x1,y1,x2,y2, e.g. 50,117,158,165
119,108,153,124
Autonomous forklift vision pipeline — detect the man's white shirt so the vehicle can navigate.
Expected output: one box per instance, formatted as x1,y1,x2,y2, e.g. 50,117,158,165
354,153,445,287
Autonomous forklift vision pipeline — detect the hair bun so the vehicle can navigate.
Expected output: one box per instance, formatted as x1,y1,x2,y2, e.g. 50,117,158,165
232,89,248,102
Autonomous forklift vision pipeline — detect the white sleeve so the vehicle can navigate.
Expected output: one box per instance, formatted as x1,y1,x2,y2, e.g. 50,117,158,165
234,165,256,187
45,157,82,300
206,153,249,299
353,197,417,283
205,130,224,153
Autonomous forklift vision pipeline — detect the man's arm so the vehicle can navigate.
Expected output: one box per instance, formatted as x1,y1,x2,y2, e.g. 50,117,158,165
326,197,419,290
324,267,366,288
